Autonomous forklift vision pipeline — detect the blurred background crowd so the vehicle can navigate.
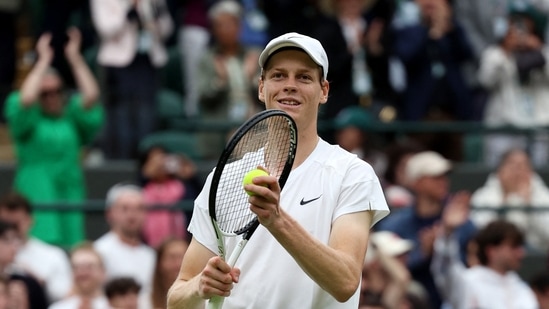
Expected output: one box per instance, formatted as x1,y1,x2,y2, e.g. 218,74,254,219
2,0,549,308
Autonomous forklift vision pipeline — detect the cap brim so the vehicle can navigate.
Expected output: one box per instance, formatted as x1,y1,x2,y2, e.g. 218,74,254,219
259,41,324,71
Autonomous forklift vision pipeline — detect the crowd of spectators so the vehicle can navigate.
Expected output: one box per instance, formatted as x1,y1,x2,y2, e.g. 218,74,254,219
3,0,549,163
1,0,549,308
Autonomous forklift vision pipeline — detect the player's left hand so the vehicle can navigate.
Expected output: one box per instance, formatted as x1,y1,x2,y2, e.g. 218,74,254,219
199,256,240,298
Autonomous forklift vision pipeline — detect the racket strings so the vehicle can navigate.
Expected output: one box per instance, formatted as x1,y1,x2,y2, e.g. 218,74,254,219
215,115,292,234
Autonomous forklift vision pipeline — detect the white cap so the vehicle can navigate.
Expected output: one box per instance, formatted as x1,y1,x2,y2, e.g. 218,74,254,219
370,231,413,257
258,32,329,80
406,151,452,182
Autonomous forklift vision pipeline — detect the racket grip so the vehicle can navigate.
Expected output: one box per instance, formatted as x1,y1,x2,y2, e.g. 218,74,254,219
206,239,249,309
227,239,248,266
208,296,225,309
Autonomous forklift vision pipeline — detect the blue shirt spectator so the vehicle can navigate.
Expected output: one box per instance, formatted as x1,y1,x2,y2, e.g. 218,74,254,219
376,151,477,309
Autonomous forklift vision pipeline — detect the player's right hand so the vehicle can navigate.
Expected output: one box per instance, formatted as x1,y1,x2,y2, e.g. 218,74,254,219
199,256,240,299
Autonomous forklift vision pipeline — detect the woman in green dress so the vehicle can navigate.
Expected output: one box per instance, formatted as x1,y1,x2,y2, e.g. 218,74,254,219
4,28,104,248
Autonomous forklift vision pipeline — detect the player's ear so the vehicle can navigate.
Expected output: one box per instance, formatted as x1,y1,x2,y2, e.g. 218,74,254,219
258,77,265,103
319,80,329,105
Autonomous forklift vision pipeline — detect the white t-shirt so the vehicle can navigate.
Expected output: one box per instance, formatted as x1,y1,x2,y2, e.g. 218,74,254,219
48,295,109,309
93,232,155,309
189,139,390,309
16,238,72,302
459,266,537,309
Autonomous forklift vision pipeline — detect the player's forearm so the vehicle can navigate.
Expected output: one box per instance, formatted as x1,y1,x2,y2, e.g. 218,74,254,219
167,277,205,309
268,211,369,302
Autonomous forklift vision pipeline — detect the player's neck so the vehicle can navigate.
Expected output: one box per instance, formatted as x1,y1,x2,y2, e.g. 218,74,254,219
293,134,320,169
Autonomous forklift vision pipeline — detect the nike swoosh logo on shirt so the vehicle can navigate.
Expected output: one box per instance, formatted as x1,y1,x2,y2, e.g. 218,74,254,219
300,195,322,205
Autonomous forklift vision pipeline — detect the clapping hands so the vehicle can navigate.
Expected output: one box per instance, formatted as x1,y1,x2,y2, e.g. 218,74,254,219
35,27,83,65
441,191,471,235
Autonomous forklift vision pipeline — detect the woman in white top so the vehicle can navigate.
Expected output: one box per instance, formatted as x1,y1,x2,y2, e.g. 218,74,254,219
471,148,549,252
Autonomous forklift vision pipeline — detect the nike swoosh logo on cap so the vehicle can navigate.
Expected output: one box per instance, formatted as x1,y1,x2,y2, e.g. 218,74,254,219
300,195,322,205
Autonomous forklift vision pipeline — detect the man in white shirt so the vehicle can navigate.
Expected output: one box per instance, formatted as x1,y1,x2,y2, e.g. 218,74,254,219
48,242,109,309
93,184,155,309
0,192,72,303
167,32,390,309
432,198,537,309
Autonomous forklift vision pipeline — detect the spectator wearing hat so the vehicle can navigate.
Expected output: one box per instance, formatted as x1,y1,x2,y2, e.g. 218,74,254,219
334,106,386,176
361,231,430,309
93,184,155,309
381,140,423,209
376,151,477,309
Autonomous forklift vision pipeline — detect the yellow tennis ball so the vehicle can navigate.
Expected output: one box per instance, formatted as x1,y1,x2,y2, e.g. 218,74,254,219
242,169,269,196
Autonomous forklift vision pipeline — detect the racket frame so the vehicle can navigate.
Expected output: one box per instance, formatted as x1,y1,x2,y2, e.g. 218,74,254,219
207,110,297,308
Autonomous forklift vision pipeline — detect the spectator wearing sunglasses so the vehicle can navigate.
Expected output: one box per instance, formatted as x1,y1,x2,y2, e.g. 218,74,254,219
3,27,104,248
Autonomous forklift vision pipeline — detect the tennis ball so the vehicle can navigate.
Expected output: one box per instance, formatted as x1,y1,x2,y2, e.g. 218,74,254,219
242,169,269,196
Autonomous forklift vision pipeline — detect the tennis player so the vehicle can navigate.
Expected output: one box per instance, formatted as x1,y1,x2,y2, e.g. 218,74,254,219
167,32,390,309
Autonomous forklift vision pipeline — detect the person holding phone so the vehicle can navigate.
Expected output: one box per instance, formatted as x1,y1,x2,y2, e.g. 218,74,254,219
478,4,549,167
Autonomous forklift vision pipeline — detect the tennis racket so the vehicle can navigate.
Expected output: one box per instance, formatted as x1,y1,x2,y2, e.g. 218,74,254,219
207,109,297,309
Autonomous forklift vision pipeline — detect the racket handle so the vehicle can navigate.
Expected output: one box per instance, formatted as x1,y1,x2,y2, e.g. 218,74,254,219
227,239,248,266
206,239,249,309
208,296,225,309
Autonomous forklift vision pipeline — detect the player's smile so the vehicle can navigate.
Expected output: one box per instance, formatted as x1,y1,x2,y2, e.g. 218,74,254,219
277,98,301,107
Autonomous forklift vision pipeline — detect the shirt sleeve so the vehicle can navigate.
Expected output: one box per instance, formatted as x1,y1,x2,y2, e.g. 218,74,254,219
333,159,390,227
66,93,104,145
3,91,42,141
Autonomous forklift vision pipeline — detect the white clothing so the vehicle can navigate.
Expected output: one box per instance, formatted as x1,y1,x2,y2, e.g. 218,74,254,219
90,0,174,67
431,235,537,309
189,139,390,309
479,46,549,166
431,235,468,309
461,267,537,309
48,295,109,309
471,173,549,252
93,232,155,309
178,26,210,117
16,238,72,302
479,46,549,127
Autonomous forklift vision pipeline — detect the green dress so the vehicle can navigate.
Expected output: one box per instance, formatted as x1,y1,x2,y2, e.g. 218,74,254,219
4,91,104,248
